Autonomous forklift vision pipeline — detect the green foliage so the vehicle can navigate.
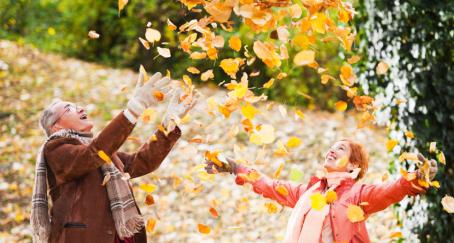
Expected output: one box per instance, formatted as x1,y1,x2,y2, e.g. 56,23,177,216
0,0,346,109
357,1,454,242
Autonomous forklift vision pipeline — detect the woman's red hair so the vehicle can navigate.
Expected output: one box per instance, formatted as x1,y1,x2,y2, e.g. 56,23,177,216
341,139,369,179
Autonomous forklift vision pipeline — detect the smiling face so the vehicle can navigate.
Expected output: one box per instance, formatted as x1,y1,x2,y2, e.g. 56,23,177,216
324,140,357,173
50,101,93,134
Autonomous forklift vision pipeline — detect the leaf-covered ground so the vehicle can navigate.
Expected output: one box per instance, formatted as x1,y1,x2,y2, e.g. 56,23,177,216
0,40,400,242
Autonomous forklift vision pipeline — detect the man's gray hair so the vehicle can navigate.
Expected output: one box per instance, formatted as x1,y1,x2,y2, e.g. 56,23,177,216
39,99,62,137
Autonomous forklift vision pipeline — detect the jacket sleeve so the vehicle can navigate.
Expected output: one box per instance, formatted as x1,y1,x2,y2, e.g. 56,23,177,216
234,165,306,208
44,111,135,185
117,126,181,179
359,175,426,215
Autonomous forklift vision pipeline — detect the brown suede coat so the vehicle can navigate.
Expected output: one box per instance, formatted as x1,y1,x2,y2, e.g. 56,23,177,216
44,112,181,243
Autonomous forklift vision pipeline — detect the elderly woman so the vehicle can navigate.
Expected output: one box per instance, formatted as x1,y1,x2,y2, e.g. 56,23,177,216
205,139,438,243
31,72,196,243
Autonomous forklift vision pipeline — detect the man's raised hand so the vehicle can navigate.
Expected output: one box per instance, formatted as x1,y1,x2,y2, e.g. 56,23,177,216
125,71,171,122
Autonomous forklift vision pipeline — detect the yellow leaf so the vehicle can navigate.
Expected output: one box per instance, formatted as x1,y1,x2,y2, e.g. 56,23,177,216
310,192,327,211
398,152,419,162
229,36,242,51
204,0,233,23
187,67,200,74
293,34,310,49
253,40,281,68
347,55,361,64
289,4,302,19
201,69,214,81
249,124,275,145
335,101,347,111
325,190,337,204
346,204,365,222
441,195,454,213
376,61,389,75
386,139,398,151
275,185,289,196
293,50,315,66
139,183,158,193
198,224,211,234
241,103,259,120
430,180,440,189
204,150,223,167
182,74,192,86
321,74,334,84
190,52,207,59
273,162,285,179
146,218,157,233
273,141,289,157
101,173,111,186
263,78,275,89
400,167,417,181
118,0,128,13
287,137,301,148
405,131,414,139
277,72,287,80
340,64,357,86
311,13,327,34
336,156,349,168
141,107,155,123
220,58,243,78
438,151,446,165
265,202,278,214
145,28,161,43
167,18,177,31
97,150,112,164
295,110,305,120
389,231,403,239
139,65,149,82
139,37,150,50
157,47,171,58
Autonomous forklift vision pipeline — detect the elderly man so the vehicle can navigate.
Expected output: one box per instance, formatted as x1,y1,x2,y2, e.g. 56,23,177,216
31,72,196,243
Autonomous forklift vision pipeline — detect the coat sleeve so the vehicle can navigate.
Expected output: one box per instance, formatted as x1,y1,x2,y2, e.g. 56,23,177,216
44,111,135,185
117,126,181,179
234,165,307,208
359,175,426,215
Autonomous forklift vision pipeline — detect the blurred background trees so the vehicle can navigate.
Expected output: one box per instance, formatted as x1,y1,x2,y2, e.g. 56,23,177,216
357,0,454,242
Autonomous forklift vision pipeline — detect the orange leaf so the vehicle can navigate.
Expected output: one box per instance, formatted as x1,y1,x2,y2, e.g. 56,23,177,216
145,194,155,205
209,207,219,218
153,91,164,102
198,223,211,234
346,204,365,222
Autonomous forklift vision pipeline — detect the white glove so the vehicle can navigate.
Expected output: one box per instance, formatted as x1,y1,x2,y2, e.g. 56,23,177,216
124,71,171,123
162,88,199,130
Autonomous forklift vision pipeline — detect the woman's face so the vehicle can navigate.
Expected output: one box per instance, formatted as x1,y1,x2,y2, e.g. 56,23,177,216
324,140,355,172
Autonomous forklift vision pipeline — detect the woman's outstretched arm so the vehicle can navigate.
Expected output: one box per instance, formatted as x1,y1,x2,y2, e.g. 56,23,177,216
206,158,307,208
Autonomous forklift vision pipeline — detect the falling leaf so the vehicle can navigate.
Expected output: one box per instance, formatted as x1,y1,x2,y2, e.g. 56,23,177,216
265,202,278,214
229,36,242,51
335,101,347,111
209,207,219,218
347,204,365,222
250,124,275,145
277,72,287,80
398,152,419,162
139,37,150,50
220,58,244,78
336,156,349,168
389,231,403,239
442,195,454,213
310,192,327,210
438,151,446,165
287,137,301,148
311,12,327,34
167,18,177,31
189,136,204,143
253,40,281,68
201,69,214,81
376,61,389,75
140,107,155,123
275,185,289,196
98,150,112,164
88,30,100,39
429,142,437,153
273,141,289,157
187,67,200,74
241,103,259,120
205,150,224,167
140,183,158,193
118,0,128,13
145,194,155,205
325,190,337,204
295,110,305,120
145,28,161,43
340,64,357,86
198,224,211,234
386,139,398,152
294,50,315,66
273,162,285,179
289,169,304,182
405,131,414,139
157,47,171,58
204,0,233,23
321,74,335,84
400,167,417,181
190,52,207,59
101,173,111,186
146,218,157,233
347,55,361,64
263,78,275,89
289,4,302,19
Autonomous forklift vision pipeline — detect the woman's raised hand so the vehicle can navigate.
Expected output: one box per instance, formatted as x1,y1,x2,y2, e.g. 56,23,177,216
416,153,438,181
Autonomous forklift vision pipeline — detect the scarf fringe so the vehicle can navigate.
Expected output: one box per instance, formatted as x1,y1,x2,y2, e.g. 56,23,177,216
115,215,145,239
